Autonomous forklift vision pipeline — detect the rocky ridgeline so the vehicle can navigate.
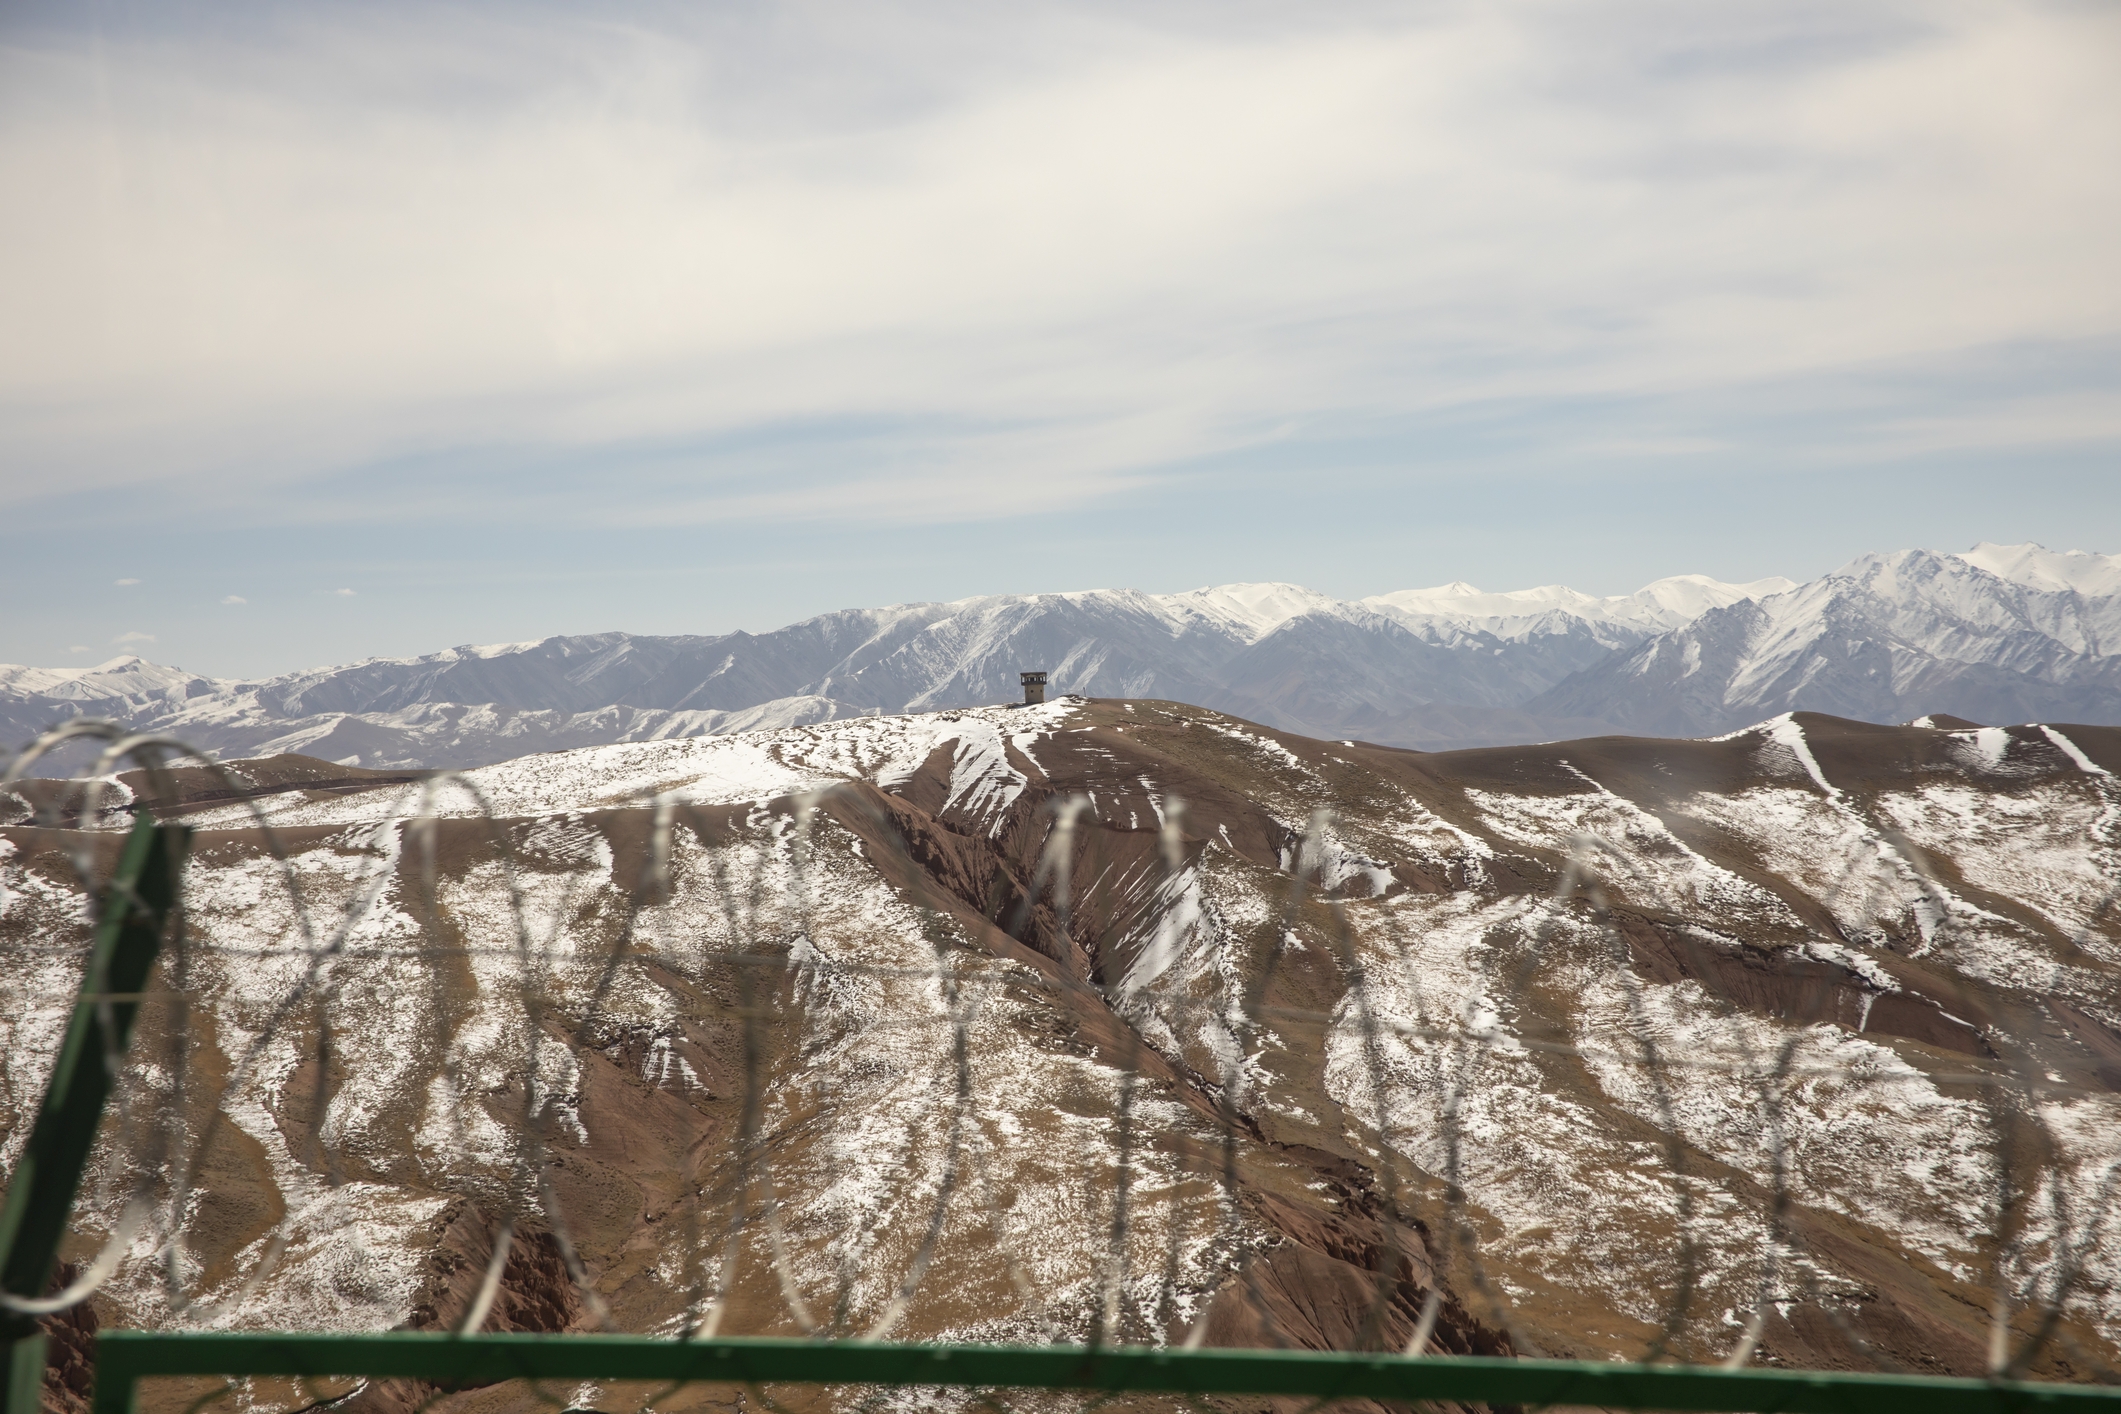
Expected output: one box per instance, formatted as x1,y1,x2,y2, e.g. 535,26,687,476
2,699,2117,1413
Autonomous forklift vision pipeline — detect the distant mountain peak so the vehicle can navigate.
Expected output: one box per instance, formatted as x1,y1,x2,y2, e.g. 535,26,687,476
1529,544,2121,736
1363,571,1793,635
1157,582,1349,643
1954,541,2121,597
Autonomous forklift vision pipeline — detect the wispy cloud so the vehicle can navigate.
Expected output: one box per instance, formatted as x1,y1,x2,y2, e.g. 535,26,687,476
1,0,2114,522
112,630,155,645
221,594,247,604
115,577,141,586
328,588,356,597
68,645,90,654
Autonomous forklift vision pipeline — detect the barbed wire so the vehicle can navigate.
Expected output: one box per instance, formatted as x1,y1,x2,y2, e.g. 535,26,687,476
1,710,2118,1413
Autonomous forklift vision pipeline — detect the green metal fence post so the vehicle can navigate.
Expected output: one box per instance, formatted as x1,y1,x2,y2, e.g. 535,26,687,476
80,1341,132,1414
3,1342,45,1414
0,815,187,1414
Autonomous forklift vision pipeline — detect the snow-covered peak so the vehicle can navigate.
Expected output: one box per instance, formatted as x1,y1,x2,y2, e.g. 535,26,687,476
1811,547,2121,658
1953,542,2121,598
1156,582,1349,642
1391,580,1483,602
1368,583,1598,618
0,654,211,701
1632,573,1798,619
1533,544,2121,736
458,639,547,661
1363,572,1795,635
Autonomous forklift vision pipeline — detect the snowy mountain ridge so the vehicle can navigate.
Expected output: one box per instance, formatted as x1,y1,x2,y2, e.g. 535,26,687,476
1532,546,2121,736
3,543,2117,769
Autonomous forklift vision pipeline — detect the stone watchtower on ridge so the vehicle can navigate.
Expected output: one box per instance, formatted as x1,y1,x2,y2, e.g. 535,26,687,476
1020,671,1048,705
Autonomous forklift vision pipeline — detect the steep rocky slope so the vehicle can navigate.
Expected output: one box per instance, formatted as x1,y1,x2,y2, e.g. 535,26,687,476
3,701,2118,1412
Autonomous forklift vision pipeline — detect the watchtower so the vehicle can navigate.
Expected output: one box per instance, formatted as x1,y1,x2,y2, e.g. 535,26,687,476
1020,671,1048,705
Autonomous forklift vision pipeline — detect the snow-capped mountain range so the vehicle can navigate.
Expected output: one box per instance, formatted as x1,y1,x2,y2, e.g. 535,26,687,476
4,543,2117,769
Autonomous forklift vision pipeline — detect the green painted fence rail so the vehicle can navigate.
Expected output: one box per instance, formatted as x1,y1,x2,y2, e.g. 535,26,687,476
89,1332,2121,1414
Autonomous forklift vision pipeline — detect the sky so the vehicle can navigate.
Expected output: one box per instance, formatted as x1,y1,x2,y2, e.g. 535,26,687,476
2,0,2118,679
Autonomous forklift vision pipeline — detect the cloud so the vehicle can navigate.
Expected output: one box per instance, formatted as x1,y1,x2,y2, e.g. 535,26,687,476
115,577,141,586
0,0,2116,529
221,594,247,604
329,588,356,596
112,630,155,645
68,645,90,654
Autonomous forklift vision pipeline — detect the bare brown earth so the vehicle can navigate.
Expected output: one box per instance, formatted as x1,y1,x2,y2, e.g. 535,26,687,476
5,703,2119,1414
